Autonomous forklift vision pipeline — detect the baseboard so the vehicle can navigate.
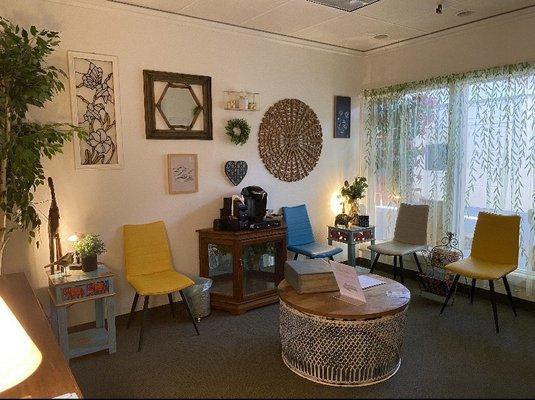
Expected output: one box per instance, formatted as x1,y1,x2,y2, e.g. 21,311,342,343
355,257,535,312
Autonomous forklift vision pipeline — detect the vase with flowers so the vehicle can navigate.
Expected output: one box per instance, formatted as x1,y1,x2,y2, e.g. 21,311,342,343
340,177,368,225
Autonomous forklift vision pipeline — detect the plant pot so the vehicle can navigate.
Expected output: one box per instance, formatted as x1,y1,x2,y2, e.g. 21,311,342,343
81,254,98,272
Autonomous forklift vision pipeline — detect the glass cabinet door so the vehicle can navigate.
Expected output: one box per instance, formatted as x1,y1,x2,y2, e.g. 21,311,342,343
241,241,279,296
207,243,233,297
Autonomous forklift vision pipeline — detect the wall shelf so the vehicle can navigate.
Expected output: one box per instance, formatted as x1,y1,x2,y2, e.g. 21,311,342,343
224,90,260,111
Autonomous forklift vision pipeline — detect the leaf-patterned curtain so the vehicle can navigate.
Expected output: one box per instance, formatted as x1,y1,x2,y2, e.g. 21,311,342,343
363,62,535,278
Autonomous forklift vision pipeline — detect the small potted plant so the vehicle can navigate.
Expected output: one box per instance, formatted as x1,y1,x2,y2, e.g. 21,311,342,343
73,234,106,272
340,177,368,225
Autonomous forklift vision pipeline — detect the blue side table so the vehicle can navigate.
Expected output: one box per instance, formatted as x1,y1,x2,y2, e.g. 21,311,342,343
48,264,116,359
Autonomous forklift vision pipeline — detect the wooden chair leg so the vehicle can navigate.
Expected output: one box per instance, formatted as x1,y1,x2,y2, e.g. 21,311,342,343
127,293,139,329
393,256,398,280
502,276,517,317
179,290,200,336
413,252,423,273
398,256,405,284
293,253,299,260
168,293,175,318
369,253,380,274
138,296,150,352
489,280,500,333
470,279,476,304
440,274,460,314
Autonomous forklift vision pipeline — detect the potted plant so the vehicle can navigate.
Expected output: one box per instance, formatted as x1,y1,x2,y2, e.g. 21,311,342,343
0,18,85,274
73,234,106,272
340,177,368,225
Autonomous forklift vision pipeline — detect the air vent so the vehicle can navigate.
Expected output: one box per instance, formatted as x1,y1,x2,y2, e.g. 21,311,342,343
306,0,380,12
456,10,475,17
373,34,389,40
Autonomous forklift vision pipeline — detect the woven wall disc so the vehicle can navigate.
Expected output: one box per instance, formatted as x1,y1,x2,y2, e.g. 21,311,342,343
258,99,323,182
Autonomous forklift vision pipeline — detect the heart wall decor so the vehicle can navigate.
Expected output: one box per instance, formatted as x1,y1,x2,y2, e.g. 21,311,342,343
225,161,248,186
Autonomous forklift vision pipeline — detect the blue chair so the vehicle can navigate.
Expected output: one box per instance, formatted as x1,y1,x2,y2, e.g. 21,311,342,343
282,204,342,261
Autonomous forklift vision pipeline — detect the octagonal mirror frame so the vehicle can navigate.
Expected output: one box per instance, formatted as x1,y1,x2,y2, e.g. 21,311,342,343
143,70,213,140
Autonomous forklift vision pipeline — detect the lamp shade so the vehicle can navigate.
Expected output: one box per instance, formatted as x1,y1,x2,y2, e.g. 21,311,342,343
0,296,42,393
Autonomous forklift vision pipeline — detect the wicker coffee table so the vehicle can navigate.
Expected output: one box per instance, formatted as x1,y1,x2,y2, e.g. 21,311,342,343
278,275,410,387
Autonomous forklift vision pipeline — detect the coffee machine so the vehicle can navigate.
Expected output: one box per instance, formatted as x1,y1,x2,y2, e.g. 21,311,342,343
241,186,267,223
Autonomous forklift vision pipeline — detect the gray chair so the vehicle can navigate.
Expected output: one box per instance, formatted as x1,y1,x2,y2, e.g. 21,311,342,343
368,203,429,283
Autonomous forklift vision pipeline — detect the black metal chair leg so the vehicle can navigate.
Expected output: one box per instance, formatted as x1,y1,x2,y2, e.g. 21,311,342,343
489,280,500,333
398,256,405,284
293,252,299,260
168,293,176,318
470,279,476,304
440,274,460,314
393,256,398,280
179,290,200,336
369,253,380,274
138,296,150,352
127,293,139,329
413,252,423,273
329,255,334,261
502,276,517,317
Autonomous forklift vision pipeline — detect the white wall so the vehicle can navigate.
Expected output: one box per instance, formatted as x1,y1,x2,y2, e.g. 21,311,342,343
1,0,362,324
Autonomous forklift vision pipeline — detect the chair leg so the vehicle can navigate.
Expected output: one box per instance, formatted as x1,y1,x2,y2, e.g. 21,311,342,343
168,293,175,318
293,252,299,260
393,256,398,280
502,276,517,317
138,296,150,352
329,255,334,261
398,256,405,284
127,293,139,329
413,252,423,273
470,279,476,304
179,290,200,336
369,253,380,274
489,280,500,333
440,274,460,314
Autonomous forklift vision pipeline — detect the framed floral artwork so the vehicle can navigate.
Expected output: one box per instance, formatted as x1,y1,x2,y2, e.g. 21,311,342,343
167,154,198,194
334,96,351,138
68,51,124,169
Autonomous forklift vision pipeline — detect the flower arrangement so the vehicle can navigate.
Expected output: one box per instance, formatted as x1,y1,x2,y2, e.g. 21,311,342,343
340,177,368,202
73,234,106,272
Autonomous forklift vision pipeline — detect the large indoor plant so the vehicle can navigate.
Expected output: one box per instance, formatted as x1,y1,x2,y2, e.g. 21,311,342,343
0,18,85,274
73,234,106,272
340,176,368,224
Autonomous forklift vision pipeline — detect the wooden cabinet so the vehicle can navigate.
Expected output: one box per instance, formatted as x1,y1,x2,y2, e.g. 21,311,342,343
197,226,287,314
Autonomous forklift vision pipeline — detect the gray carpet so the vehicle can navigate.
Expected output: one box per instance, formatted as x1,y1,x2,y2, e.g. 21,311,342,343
70,276,535,398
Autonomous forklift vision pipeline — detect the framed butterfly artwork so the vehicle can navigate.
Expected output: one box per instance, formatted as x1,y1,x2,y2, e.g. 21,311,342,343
334,96,351,139
68,51,124,169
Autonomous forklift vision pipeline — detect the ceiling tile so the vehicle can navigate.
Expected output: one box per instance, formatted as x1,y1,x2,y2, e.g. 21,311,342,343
242,0,344,34
180,0,289,25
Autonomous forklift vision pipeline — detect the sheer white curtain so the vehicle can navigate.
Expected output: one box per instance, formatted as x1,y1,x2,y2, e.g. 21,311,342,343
363,63,535,280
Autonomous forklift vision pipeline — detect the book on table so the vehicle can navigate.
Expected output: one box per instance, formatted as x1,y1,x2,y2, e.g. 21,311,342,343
284,259,339,294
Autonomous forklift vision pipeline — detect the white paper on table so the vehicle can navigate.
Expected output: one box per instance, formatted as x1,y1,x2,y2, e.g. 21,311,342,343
358,275,385,290
329,261,366,305
54,394,79,399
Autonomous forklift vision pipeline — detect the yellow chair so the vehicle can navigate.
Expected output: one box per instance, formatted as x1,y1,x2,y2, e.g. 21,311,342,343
123,221,199,351
440,212,520,333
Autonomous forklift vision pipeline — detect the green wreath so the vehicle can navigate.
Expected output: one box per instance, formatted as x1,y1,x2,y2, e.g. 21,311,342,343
225,118,250,146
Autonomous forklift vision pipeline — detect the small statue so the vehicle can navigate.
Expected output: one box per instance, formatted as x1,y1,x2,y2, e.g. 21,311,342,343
47,177,62,273
334,202,350,227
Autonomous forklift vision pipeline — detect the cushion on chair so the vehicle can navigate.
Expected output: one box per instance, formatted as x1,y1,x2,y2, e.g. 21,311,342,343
123,221,174,278
127,270,194,296
282,205,315,247
445,257,517,280
368,240,427,256
288,243,343,259
394,203,430,245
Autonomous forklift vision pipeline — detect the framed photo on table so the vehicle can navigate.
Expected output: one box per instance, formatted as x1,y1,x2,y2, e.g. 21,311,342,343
167,154,198,194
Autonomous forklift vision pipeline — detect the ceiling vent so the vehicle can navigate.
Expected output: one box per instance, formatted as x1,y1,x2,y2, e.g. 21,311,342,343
306,0,380,12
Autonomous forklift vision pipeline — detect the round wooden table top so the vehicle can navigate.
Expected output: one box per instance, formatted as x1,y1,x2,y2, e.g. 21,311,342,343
278,274,410,321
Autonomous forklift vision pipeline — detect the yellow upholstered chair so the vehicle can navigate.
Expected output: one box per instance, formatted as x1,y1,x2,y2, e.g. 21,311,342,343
123,221,199,351
440,212,520,333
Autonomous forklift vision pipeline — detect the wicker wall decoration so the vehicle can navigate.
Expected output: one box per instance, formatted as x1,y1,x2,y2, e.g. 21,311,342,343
258,99,323,182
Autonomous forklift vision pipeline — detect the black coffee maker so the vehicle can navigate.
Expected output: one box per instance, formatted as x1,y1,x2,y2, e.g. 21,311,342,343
241,186,267,223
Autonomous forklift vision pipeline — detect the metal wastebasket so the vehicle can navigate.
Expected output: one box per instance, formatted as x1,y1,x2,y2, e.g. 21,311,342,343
183,277,212,321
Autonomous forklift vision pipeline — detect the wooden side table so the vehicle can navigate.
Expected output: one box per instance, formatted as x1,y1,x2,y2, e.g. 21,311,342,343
197,226,287,314
48,264,116,359
327,225,376,267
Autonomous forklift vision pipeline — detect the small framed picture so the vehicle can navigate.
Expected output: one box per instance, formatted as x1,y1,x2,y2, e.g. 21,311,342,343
334,96,351,138
167,154,198,194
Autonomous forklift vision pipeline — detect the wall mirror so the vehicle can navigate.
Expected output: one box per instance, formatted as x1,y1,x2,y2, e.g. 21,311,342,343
143,70,212,140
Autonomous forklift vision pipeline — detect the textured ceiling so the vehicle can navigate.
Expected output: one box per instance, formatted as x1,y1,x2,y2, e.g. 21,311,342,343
111,0,535,51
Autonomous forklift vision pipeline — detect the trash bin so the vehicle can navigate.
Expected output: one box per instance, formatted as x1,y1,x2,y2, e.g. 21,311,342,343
183,277,212,321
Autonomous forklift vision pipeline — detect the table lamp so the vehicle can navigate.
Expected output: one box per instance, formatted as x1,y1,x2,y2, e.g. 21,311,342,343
0,296,42,393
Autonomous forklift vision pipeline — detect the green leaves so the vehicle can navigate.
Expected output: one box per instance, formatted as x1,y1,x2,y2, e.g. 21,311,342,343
73,234,106,258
